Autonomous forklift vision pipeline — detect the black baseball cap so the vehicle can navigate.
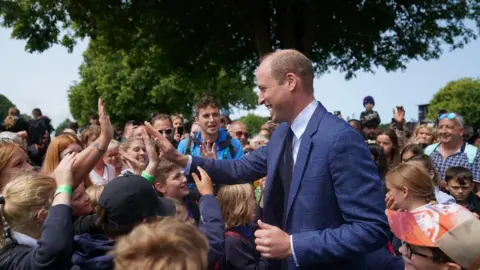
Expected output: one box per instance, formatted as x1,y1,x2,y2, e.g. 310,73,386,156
98,174,176,226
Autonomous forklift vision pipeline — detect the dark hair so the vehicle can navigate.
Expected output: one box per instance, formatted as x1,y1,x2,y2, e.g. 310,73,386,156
89,115,99,121
32,108,42,118
68,122,79,130
195,96,218,116
368,144,388,179
378,129,401,168
400,144,424,160
445,166,473,185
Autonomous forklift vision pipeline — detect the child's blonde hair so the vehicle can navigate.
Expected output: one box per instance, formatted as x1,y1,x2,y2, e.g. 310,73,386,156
386,160,435,202
217,184,256,228
0,172,56,247
114,217,208,270
86,185,104,210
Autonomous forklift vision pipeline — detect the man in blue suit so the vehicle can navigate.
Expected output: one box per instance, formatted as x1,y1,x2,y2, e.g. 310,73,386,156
145,49,389,269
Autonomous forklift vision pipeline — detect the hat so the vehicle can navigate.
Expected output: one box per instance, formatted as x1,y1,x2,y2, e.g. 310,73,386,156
220,108,230,117
363,96,375,106
387,203,480,269
98,175,176,227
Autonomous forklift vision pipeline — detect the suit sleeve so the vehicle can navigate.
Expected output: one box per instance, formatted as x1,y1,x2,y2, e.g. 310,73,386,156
291,128,390,265
190,146,267,185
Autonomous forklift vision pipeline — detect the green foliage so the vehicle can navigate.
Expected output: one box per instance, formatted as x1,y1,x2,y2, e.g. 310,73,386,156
0,94,15,123
428,78,480,126
55,118,72,136
238,114,269,135
378,123,391,130
68,41,257,126
1,1,479,79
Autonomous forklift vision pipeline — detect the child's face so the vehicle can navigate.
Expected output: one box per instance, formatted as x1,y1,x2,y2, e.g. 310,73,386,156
158,168,190,200
446,178,473,203
365,103,374,111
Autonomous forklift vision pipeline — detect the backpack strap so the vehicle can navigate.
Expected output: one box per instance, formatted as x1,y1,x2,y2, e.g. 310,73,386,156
217,136,236,159
225,230,249,245
184,134,200,155
464,144,477,165
424,143,440,156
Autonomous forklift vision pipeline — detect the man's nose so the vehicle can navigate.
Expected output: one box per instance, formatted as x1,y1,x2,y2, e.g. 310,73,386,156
258,94,264,105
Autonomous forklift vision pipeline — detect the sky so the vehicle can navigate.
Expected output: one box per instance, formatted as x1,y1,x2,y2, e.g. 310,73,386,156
0,27,479,127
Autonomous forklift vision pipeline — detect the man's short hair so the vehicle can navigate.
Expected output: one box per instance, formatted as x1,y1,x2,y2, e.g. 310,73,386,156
151,113,173,125
195,96,219,115
261,49,314,92
114,217,208,270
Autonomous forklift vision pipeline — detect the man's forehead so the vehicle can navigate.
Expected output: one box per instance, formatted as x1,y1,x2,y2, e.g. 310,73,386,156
198,106,219,114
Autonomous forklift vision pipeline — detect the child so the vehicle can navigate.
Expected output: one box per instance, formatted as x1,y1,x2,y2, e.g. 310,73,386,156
445,166,480,216
360,95,381,129
153,158,200,223
217,184,267,270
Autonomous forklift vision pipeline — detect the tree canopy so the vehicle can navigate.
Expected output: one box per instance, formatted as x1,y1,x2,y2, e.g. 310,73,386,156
237,114,269,135
0,94,15,122
1,1,479,79
68,41,257,126
428,77,480,127
54,118,72,136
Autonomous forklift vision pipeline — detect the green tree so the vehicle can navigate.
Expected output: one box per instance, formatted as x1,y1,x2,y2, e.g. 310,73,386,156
55,118,72,136
427,78,480,126
1,1,478,79
238,114,269,135
69,41,257,126
0,94,15,123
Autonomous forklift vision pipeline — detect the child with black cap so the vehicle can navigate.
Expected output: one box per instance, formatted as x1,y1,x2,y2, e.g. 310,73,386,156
360,95,381,129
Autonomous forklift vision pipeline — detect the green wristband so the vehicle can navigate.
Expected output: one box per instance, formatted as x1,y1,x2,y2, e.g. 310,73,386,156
141,171,155,183
55,185,72,196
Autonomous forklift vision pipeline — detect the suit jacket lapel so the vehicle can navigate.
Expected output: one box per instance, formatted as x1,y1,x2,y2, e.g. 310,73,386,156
263,125,288,221
285,102,327,223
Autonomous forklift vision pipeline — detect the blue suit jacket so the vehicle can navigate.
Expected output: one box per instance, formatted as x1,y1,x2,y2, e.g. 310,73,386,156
190,102,389,270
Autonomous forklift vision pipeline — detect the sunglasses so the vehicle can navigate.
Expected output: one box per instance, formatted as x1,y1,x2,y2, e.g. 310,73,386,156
438,112,456,120
235,131,249,138
158,128,173,135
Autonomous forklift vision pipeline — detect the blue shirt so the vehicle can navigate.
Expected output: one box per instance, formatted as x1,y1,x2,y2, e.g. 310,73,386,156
177,128,244,160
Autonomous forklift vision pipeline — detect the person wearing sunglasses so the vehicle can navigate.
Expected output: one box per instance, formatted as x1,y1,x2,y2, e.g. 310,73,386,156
152,114,177,147
228,121,249,147
424,113,479,187
387,203,480,270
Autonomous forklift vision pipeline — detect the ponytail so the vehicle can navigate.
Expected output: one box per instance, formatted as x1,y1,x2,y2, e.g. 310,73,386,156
0,195,14,248
3,108,19,129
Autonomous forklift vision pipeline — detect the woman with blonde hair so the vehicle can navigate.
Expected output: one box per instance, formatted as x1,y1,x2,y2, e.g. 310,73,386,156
103,140,122,176
0,153,76,269
81,126,116,185
118,137,147,176
385,161,436,212
409,124,436,146
217,183,267,269
2,108,28,133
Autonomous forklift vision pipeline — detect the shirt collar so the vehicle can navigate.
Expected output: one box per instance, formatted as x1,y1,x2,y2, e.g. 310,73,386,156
11,230,38,248
290,100,318,139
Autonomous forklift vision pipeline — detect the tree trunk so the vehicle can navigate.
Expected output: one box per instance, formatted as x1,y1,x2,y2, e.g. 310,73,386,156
231,0,273,58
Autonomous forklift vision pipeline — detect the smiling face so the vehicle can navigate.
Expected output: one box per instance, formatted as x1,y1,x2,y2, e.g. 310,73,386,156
256,62,293,123
437,118,463,145
125,140,146,167
71,184,93,216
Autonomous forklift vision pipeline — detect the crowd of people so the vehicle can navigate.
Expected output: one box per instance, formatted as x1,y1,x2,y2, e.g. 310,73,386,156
0,49,479,270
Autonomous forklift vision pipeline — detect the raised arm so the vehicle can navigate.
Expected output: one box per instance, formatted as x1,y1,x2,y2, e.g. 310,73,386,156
292,128,390,266
144,122,267,185
71,99,113,189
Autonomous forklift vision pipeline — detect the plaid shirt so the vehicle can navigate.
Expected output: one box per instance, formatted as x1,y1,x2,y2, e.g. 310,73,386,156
429,143,480,183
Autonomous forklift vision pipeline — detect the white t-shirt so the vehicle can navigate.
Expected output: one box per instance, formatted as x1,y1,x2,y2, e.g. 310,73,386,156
89,164,116,185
